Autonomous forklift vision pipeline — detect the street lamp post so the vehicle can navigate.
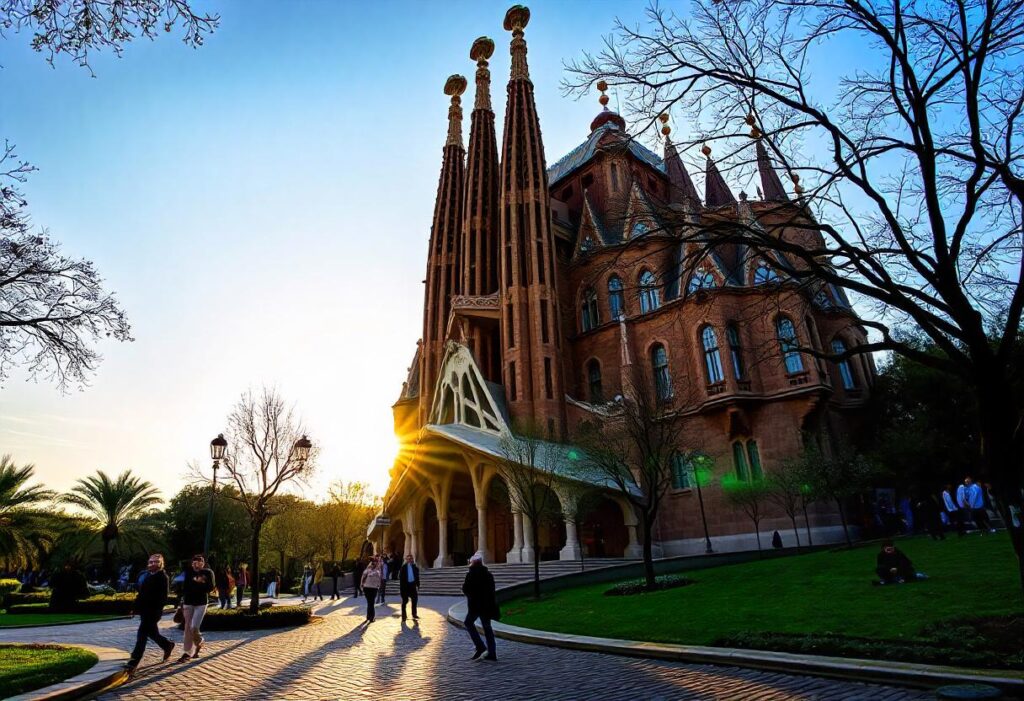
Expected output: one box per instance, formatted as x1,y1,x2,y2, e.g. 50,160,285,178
692,462,714,554
204,433,228,558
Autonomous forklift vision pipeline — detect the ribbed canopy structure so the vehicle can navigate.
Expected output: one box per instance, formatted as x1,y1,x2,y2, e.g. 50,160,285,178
497,5,565,437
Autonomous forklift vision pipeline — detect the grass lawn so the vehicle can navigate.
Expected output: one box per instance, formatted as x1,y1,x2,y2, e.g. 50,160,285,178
503,534,1024,668
0,644,97,697
0,611,120,628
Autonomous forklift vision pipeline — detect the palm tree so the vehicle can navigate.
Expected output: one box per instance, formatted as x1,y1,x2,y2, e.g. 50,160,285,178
0,455,57,569
62,470,162,581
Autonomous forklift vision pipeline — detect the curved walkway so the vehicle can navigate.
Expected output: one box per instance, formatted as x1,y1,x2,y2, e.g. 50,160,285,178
0,597,930,700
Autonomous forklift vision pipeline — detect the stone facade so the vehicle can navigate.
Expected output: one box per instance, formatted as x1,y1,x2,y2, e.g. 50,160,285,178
378,5,873,567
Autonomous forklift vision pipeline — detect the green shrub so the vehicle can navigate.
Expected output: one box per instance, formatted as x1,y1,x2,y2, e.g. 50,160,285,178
56,594,136,615
604,575,695,597
6,603,49,613
0,579,21,597
196,605,311,631
7,592,50,607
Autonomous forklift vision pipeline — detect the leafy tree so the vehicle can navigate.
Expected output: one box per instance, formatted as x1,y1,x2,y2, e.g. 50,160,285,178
214,387,315,613
0,455,58,569
568,0,1024,589
164,484,251,568
722,477,771,554
259,495,315,579
61,469,163,580
314,481,376,563
798,444,877,548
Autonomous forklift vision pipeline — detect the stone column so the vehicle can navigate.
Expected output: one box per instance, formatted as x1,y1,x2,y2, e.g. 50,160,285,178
475,504,492,563
559,519,582,560
435,518,453,568
413,529,427,568
520,513,536,563
403,531,413,559
506,511,524,563
624,524,642,559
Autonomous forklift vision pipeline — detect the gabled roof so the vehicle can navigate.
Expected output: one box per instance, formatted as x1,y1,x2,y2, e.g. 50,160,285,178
547,121,664,186
621,181,668,242
574,192,611,256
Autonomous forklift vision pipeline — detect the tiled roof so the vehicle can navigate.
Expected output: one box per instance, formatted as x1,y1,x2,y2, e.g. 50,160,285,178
547,122,665,186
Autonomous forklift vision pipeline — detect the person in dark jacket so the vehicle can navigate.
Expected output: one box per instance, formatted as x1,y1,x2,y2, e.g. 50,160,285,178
874,540,927,584
178,554,216,662
398,554,420,621
352,557,366,598
48,562,89,612
126,553,174,676
462,555,498,661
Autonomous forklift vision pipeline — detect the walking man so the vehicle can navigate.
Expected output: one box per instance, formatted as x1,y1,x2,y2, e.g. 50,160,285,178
399,554,420,621
126,553,174,677
235,563,248,608
462,555,498,661
178,554,215,663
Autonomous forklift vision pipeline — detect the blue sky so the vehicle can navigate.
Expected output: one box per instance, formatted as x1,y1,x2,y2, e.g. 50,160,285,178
0,0,654,499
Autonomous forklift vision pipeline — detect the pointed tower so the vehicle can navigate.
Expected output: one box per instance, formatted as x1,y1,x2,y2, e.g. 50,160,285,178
420,74,468,426
755,139,789,202
498,5,566,437
702,144,737,207
658,114,701,208
459,37,502,382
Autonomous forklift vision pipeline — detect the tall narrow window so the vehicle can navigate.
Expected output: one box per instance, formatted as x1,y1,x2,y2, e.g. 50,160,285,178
671,453,693,489
651,344,672,400
639,270,660,313
505,304,514,348
701,326,725,384
831,338,857,389
540,299,550,344
544,357,553,399
508,361,517,401
580,287,599,332
587,359,603,403
746,440,763,479
776,317,804,373
726,324,745,380
608,275,625,320
610,162,619,190
733,441,749,481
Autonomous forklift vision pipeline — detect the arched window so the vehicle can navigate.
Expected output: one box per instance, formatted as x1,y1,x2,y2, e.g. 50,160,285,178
746,440,763,479
651,344,673,400
639,270,660,313
831,338,857,390
701,326,725,384
726,323,745,380
754,263,779,285
631,221,649,238
608,275,625,320
580,287,599,332
587,359,603,403
688,269,717,294
776,316,804,374
732,441,749,481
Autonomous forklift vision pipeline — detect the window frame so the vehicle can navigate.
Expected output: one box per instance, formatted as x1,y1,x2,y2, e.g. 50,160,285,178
776,316,805,374
700,325,725,384
639,270,661,314
651,343,673,401
608,275,625,320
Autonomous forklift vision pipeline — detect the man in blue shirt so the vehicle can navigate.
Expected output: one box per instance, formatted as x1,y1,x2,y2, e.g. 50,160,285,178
399,554,420,621
958,476,995,533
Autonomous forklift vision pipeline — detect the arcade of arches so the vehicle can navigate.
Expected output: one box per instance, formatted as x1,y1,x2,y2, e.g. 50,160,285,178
375,449,642,569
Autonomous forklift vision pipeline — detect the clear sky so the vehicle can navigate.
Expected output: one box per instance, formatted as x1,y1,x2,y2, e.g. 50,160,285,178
0,0,655,501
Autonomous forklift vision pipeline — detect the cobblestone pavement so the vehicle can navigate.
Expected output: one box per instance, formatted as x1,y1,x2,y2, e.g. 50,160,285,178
0,597,931,700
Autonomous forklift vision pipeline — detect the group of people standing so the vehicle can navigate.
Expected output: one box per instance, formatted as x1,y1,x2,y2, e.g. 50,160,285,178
940,476,998,536
356,550,419,622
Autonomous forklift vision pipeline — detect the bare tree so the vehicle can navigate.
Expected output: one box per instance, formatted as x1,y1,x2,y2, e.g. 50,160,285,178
576,363,699,589
567,0,1024,588
497,422,569,600
723,477,770,554
766,459,809,548
213,387,315,613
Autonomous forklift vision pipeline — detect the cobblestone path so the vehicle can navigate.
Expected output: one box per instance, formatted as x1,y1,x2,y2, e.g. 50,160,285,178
0,597,930,700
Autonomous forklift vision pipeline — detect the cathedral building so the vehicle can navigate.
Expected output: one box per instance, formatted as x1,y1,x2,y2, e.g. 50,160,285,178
372,5,873,567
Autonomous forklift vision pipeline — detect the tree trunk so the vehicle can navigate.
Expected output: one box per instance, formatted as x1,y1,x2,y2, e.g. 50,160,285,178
802,500,814,546
101,537,113,583
790,514,802,548
249,521,262,614
642,515,656,589
836,498,852,548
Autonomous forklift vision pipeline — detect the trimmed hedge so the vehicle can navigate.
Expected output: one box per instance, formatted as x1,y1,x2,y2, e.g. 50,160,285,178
6,591,49,607
604,575,695,597
196,605,312,631
0,579,20,597
6,603,49,613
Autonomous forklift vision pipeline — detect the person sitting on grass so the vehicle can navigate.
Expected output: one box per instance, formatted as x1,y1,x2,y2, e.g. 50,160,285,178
874,540,927,585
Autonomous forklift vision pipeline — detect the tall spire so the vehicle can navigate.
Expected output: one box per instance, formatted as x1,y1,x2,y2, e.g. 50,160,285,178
419,74,468,426
702,144,737,207
460,37,502,382
658,114,701,207
498,5,566,437
754,139,789,202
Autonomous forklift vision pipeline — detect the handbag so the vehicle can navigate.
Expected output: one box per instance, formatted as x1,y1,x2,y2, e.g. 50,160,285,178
172,606,184,624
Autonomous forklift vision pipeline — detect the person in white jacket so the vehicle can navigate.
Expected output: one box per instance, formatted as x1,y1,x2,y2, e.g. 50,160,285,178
957,477,995,533
942,483,965,536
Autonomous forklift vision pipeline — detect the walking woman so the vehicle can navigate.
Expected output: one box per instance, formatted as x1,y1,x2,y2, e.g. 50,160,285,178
179,554,215,662
360,558,382,622
312,562,324,601
215,565,233,609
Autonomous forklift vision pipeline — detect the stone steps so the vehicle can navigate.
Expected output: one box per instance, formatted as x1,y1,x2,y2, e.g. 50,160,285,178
414,558,637,595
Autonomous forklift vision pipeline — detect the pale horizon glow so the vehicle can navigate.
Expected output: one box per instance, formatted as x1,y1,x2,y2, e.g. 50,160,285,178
0,0,634,502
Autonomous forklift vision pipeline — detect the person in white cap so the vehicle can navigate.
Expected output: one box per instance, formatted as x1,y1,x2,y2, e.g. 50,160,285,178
462,554,499,661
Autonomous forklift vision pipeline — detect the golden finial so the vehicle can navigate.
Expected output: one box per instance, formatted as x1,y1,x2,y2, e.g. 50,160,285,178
745,112,756,126
504,4,531,31
790,172,800,183
701,143,712,157
597,79,610,107
471,36,495,63
444,74,468,97
659,113,671,137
